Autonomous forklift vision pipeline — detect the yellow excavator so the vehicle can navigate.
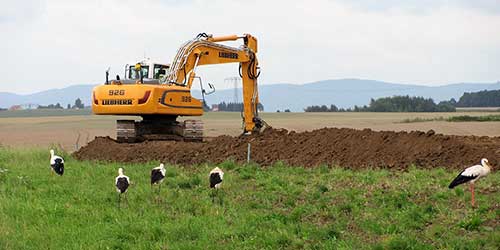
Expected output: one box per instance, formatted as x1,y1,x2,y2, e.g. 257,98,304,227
92,33,266,142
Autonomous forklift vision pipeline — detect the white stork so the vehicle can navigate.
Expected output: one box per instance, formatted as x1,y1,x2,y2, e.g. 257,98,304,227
151,163,166,196
209,167,224,203
49,149,64,176
449,158,493,207
115,168,130,206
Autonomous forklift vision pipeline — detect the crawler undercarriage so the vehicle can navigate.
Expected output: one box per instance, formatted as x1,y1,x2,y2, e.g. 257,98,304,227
116,116,203,142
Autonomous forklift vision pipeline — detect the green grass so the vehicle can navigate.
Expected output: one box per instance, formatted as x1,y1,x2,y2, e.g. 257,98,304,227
400,114,500,123
399,117,446,123
0,148,498,249
0,109,91,118
456,107,500,112
447,114,500,122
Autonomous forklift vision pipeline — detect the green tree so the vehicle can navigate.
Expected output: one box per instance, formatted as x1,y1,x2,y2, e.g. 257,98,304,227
304,95,456,113
74,98,84,109
456,90,500,107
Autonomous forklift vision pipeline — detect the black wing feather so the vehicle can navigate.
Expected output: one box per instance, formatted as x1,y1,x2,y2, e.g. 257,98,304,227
51,159,64,176
151,169,165,185
448,170,478,189
209,173,222,188
116,177,129,193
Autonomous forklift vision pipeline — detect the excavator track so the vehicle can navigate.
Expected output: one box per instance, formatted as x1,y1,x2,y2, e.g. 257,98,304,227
179,119,204,142
116,118,203,143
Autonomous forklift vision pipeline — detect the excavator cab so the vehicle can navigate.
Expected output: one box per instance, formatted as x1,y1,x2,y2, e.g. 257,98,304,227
124,59,169,81
96,58,204,142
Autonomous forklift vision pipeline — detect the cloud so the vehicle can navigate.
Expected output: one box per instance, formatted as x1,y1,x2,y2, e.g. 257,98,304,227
1,0,500,94
0,0,45,23
338,0,500,14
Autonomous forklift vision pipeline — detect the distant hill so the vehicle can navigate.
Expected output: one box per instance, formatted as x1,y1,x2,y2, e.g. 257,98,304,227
1,79,499,111
203,79,500,111
0,85,94,109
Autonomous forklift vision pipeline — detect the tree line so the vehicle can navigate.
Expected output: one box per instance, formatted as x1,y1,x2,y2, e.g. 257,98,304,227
455,89,500,107
38,98,85,109
215,102,264,112
305,96,455,112
304,89,500,112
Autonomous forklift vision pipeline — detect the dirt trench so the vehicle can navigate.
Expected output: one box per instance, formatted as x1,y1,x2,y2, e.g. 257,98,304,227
73,127,500,169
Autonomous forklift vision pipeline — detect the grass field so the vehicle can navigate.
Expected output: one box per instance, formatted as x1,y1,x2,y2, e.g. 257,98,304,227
456,107,500,112
0,109,92,118
2,110,500,151
447,115,500,122
0,148,498,249
400,114,500,123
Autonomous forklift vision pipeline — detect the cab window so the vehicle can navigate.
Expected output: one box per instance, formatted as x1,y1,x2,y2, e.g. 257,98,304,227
129,66,149,79
153,64,169,79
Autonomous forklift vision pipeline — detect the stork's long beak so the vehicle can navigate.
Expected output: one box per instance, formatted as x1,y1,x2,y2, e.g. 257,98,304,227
485,161,493,170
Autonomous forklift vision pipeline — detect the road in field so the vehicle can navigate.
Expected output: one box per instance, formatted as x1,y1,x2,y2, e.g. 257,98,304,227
0,111,499,151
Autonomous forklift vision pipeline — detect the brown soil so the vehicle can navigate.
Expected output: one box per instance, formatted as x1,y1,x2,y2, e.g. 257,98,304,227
73,127,500,169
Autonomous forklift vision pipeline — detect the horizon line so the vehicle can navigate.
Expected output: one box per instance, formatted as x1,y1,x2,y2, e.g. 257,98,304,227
2,78,499,96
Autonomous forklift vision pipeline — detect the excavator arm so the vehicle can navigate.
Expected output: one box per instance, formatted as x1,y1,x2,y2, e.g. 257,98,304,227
164,33,264,133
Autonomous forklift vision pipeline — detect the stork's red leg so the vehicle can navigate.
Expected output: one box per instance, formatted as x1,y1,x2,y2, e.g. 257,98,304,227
470,183,476,207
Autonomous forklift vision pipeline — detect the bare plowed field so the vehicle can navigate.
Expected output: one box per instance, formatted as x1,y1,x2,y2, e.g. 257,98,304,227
74,127,500,169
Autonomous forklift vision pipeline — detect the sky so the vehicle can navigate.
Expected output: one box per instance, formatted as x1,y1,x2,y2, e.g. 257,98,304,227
1,0,500,94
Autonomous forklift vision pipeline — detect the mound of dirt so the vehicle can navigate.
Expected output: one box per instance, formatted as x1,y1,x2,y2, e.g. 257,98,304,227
73,127,500,169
